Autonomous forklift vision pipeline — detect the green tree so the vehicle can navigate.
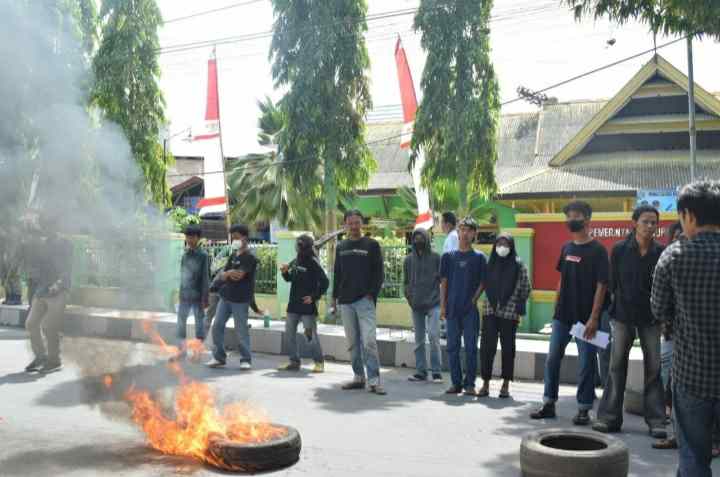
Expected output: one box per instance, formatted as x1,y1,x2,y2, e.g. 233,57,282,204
228,98,353,233
269,0,375,239
563,1,720,38
91,0,170,206
412,0,500,210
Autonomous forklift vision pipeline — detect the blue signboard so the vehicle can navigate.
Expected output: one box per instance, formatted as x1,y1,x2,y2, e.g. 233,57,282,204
636,189,678,212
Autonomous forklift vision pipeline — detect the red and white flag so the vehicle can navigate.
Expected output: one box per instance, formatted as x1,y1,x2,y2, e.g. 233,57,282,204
394,37,433,231
193,50,226,216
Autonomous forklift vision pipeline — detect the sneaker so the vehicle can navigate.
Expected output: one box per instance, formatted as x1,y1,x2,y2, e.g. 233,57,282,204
205,358,226,368
369,384,387,395
239,362,252,370
592,421,621,433
312,362,325,373
530,403,557,419
573,410,591,426
408,373,427,382
39,362,63,374
341,379,366,390
25,358,45,373
463,387,477,396
649,427,668,439
431,373,443,383
445,385,462,394
278,362,301,371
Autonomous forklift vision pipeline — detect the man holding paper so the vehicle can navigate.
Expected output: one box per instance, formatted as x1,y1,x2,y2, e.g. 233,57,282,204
593,205,667,439
531,201,608,425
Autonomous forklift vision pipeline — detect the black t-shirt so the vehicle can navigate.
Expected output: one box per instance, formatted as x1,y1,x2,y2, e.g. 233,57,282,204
554,240,609,325
219,252,258,304
283,256,329,316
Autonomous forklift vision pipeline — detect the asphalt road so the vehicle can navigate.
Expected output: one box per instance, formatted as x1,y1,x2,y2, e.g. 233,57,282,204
0,326,709,477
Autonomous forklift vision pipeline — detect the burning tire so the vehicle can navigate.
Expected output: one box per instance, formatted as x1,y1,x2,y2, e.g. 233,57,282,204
206,424,301,473
520,429,628,477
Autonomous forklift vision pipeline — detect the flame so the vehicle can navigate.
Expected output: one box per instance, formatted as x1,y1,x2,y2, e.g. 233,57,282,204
142,321,179,356
103,374,113,389
122,320,287,470
185,339,206,362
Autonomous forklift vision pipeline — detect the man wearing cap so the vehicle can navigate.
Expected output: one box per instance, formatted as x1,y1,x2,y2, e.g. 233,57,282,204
440,217,487,396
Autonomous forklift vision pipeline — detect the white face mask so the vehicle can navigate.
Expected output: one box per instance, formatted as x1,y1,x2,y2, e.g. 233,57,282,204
231,239,244,252
496,246,511,258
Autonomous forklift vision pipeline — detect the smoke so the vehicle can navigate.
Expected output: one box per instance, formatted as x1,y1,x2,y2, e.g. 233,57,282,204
0,3,180,416
0,2,162,238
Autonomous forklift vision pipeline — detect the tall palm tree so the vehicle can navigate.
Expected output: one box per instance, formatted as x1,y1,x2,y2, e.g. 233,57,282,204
228,98,352,233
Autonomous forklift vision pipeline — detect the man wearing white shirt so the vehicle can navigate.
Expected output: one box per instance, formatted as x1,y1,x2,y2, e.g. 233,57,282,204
442,212,459,255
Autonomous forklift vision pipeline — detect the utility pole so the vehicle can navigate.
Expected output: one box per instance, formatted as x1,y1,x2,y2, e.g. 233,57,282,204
324,157,337,322
687,35,697,182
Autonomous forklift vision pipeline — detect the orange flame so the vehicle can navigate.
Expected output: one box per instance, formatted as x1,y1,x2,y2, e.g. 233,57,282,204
103,374,113,389
185,339,206,362
124,320,287,470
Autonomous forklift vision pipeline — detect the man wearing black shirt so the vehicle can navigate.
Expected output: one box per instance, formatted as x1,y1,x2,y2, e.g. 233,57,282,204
278,234,329,373
332,210,385,395
206,230,258,370
531,201,609,425
594,205,666,438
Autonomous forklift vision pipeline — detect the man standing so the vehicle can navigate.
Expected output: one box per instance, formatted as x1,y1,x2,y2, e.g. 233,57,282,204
531,201,608,424
173,225,209,361
24,215,72,374
404,227,443,383
206,229,258,370
333,210,385,395
442,212,459,255
652,181,720,477
440,217,487,396
593,205,666,438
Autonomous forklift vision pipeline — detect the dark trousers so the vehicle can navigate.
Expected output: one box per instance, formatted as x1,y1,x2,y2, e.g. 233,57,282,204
674,383,720,477
446,308,479,390
597,320,665,429
480,314,518,381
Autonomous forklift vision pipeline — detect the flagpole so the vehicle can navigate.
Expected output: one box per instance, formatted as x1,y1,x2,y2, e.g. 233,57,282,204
212,46,232,240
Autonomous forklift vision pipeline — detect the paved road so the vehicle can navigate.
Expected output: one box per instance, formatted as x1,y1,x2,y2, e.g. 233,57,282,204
0,326,709,477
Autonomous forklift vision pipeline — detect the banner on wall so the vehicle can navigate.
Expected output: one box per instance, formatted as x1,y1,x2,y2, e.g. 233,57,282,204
636,189,678,212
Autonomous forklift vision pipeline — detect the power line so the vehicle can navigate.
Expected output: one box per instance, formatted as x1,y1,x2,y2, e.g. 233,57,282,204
166,33,688,180
158,2,559,56
164,0,266,24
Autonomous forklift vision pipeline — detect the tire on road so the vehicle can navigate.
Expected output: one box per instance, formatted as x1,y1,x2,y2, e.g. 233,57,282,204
520,428,629,477
206,424,301,473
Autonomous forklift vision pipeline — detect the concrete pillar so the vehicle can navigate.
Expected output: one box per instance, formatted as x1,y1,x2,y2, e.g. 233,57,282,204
275,231,311,319
500,227,534,332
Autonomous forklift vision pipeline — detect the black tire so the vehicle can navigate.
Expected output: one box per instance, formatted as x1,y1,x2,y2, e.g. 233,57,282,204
520,428,628,477
624,388,644,416
205,424,301,473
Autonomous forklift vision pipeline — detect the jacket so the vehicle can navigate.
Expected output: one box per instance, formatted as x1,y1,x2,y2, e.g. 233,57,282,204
403,228,441,311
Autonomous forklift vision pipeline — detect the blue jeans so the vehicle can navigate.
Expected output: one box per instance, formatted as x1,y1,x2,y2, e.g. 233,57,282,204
285,313,324,363
446,308,480,390
340,297,381,386
176,302,206,341
212,298,251,363
543,320,598,411
412,306,442,376
673,383,720,477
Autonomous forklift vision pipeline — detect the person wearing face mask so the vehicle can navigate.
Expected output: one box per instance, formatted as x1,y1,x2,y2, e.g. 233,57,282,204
531,200,609,425
277,234,329,373
652,181,720,477
479,233,530,398
404,227,443,383
593,205,666,439
206,223,258,370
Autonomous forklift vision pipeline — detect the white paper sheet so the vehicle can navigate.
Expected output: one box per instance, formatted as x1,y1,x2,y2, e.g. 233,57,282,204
570,322,610,350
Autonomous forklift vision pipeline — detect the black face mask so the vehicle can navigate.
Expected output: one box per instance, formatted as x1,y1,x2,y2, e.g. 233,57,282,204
567,219,585,232
414,239,426,249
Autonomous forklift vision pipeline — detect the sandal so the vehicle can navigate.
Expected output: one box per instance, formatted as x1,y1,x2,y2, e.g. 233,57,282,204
652,438,678,450
499,388,510,399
